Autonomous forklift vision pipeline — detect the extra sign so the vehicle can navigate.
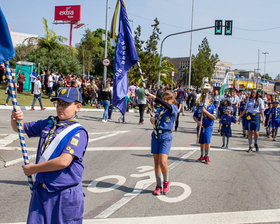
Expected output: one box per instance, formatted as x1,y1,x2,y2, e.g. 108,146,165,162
54,5,81,21
102,58,111,67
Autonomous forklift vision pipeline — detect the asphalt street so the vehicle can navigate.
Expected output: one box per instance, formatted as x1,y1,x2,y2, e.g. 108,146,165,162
0,108,280,224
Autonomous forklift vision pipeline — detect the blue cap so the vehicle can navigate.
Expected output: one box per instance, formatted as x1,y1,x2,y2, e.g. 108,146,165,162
51,87,82,103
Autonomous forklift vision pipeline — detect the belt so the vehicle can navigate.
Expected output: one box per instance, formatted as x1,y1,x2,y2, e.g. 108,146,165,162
224,125,229,127
39,183,79,190
158,130,172,134
249,113,260,116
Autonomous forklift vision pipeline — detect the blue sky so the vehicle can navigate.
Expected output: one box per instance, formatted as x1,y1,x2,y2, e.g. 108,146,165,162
1,0,280,78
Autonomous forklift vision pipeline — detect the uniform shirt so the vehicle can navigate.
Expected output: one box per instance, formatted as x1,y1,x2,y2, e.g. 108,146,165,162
214,95,219,102
230,95,239,105
24,116,88,192
194,103,217,127
271,107,280,121
239,101,247,113
155,104,177,131
30,72,37,83
219,114,236,126
245,98,264,113
264,108,272,120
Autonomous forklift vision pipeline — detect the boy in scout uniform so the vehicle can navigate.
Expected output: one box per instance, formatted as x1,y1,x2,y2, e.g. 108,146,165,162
11,87,88,224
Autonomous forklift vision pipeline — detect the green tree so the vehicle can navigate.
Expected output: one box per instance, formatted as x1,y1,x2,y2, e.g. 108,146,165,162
261,73,273,81
190,37,219,87
30,18,67,73
76,28,115,79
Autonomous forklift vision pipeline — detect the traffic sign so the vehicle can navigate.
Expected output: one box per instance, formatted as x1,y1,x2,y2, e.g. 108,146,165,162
102,58,111,67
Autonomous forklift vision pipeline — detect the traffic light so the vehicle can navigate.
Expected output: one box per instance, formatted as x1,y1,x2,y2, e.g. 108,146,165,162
225,20,233,35
215,20,223,35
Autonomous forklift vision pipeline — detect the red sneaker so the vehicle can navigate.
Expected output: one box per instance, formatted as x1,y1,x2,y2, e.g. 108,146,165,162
41,108,46,111
163,181,170,194
153,185,162,196
31,108,35,111
204,156,210,164
197,155,205,161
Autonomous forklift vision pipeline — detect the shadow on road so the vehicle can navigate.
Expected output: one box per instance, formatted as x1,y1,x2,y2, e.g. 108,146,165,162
0,180,28,186
82,180,153,194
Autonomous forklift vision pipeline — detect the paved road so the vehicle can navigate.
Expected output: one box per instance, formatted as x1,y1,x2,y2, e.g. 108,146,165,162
0,109,280,224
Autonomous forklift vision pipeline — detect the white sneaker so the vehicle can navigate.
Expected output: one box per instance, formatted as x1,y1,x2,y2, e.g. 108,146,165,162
102,119,107,123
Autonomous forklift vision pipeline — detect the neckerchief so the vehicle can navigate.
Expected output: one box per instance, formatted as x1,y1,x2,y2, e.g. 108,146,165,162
154,107,166,139
40,116,79,155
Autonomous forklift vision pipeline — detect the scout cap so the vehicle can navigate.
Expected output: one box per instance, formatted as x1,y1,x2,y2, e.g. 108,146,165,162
51,87,82,103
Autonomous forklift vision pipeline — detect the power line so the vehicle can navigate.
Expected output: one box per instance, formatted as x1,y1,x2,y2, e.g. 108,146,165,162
232,60,280,66
235,26,280,32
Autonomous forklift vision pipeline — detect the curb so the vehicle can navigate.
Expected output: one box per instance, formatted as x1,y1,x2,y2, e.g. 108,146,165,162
0,105,139,113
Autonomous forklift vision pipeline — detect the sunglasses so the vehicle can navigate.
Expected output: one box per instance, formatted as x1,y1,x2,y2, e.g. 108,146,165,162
53,101,73,108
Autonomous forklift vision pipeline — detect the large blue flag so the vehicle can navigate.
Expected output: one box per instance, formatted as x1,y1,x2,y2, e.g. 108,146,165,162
113,0,138,115
0,8,15,64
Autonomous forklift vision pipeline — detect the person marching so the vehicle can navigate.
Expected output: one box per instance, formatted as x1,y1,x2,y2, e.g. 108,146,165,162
264,102,272,138
239,96,248,138
146,91,178,196
238,89,265,152
230,90,240,118
219,107,236,148
174,91,183,132
193,83,217,164
269,101,280,141
11,87,88,224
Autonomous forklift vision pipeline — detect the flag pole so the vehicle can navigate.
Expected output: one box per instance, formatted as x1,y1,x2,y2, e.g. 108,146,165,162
196,93,206,144
5,61,33,191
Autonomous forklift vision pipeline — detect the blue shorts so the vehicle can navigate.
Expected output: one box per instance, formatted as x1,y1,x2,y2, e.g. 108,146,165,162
271,119,280,128
151,131,173,155
246,114,260,131
197,126,213,144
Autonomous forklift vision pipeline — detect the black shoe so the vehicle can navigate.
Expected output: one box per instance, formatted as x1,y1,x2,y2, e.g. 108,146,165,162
243,133,246,138
221,144,225,148
254,144,259,152
225,145,228,149
247,147,253,153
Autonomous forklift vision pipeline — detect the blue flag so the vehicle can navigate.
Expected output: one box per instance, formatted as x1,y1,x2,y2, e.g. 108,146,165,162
113,0,138,115
0,8,15,64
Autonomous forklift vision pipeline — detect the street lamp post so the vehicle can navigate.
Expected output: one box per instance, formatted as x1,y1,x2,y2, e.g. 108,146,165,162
158,25,215,87
187,0,194,89
103,0,109,87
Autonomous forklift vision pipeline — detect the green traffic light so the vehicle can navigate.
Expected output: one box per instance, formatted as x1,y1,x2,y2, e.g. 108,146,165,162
226,30,230,34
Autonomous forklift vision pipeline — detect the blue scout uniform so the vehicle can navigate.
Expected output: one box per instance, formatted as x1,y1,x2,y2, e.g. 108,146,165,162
270,106,280,128
264,107,272,127
194,103,217,144
213,95,219,108
245,98,264,131
220,114,236,137
151,104,177,155
24,116,88,224
230,95,239,117
239,101,247,129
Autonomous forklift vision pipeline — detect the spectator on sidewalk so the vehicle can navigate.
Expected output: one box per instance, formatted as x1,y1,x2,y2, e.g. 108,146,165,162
31,76,45,111
136,87,146,125
47,73,54,98
18,71,26,93
30,69,37,94
100,84,112,122
5,76,17,106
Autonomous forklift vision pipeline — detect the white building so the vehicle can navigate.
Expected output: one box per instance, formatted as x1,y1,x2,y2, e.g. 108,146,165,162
10,31,38,47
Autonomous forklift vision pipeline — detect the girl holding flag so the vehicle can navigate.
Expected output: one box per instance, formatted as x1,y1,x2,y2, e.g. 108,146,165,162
146,91,178,195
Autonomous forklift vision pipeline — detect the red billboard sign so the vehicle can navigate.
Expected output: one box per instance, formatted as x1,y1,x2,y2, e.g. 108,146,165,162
55,5,81,21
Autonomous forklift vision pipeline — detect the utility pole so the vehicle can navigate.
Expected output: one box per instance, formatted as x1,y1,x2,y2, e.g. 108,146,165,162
103,0,109,87
82,47,85,78
187,0,194,89
262,52,269,75
257,49,260,90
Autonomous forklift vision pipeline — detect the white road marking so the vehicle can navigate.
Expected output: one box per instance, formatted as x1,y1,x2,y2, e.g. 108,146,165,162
88,131,130,143
94,150,196,219
4,154,36,167
88,175,126,193
157,182,192,203
0,134,19,147
7,208,280,224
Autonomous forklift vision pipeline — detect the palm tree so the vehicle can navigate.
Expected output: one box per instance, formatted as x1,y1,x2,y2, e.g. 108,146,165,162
26,18,67,73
